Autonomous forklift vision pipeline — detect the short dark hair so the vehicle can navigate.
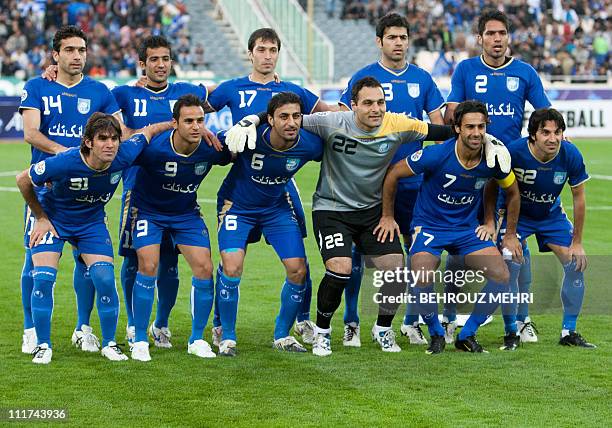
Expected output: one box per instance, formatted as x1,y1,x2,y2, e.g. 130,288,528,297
138,35,172,63
351,76,384,102
453,100,489,127
53,25,87,52
527,108,566,141
376,13,409,39
81,113,121,155
247,28,281,52
267,92,303,117
477,9,510,35
172,94,204,121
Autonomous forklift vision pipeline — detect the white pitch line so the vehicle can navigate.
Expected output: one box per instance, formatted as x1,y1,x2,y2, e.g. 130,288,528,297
591,174,612,181
0,170,20,177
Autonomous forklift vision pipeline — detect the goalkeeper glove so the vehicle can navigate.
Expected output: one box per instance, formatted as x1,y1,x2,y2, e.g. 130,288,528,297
484,133,511,173
225,114,259,153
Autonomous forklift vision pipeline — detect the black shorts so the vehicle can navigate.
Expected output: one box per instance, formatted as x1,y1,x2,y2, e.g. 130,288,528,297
312,204,403,262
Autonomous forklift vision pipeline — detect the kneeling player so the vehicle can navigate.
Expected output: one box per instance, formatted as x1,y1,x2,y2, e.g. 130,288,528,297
376,100,522,354
215,92,323,356
129,95,230,362
16,113,155,364
497,108,594,348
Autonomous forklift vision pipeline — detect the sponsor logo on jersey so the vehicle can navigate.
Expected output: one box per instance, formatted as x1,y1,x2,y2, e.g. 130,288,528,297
475,178,487,190
21,89,28,102
110,172,122,184
411,149,423,161
407,83,420,98
378,142,390,153
553,171,567,185
195,162,208,175
286,158,300,171
506,77,519,92
34,161,46,175
77,98,91,114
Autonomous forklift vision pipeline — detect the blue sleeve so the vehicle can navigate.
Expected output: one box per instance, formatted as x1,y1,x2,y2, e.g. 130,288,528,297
526,66,551,109
423,75,445,114
447,62,466,103
197,84,208,103
114,134,148,168
308,136,324,162
406,145,436,175
296,85,320,113
207,81,230,111
19,79,42,112
29,152,67,185
214,146,232,166
111,86,126,111
339,75,357,109
567,143,589,187
101,86,120,115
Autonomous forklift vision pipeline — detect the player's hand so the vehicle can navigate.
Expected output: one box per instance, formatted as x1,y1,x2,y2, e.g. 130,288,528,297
373,215,400,243
42,65,58,81
273,72,281,83
225,114,259,153
484,133,511,173
134,76,147,88
29,217,58,248
501,233,523,263
569,242,587,272
200,126,223,151
475,223,495,241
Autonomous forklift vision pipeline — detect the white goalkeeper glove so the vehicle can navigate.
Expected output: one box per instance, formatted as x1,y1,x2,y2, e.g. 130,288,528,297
225,114,259,153
484,133,511,173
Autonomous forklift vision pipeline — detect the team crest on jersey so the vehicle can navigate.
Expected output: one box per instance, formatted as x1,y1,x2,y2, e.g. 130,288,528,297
378,143,390,153
553,171,567,185
169,100,177,111
506,77,519,92
407,83,420,98
110,172,122,184
411,149,423,162
21,89,28,102
286,158,300,171
77,98,91,114
475,178,487,190
195,162,208,175
34,161,46,175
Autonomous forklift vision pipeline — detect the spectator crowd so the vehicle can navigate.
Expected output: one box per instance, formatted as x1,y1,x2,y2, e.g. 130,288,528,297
329,0,612,80
0,0,192,79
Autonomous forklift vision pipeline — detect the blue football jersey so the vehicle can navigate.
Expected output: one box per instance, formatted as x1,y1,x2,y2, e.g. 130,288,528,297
408,140,514,228
207,76,320,123
340,62,445,185
19,76,120,164
506,137,589,220
131,129,231,215
28,133,146,223
112,82,208,190
217,124,323,210
447,56,551,143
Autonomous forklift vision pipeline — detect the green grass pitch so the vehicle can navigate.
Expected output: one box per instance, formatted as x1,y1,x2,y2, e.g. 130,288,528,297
0,139,610,426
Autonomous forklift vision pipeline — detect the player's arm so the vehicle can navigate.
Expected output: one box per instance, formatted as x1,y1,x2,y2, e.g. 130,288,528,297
22,109,68,155
499,173,523,262
427,109,445,144
374,160,415,243
312,100,340,112
15,169,57,247
443,102,458,125
569,183,587,271
477,179,499,241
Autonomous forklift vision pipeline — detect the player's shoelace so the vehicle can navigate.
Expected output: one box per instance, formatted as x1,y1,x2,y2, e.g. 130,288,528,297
463,336,484,352
109,343,125,355
414,325,426,341
31,346,47,358
84,333,100,348
343,325,357,342
379,330,397,348
520,321,539,336
427,335,445,354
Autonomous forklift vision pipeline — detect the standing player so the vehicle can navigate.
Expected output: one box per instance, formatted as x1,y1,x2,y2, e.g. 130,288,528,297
376,100,522,354
337,13,445,347
15,113,157,363
19,25,122,354
129,95,231,362
442,9,551,342
112,35,214,349
215,92,323,356
227,77,456,356
206,28,334,346
497,108,594,348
